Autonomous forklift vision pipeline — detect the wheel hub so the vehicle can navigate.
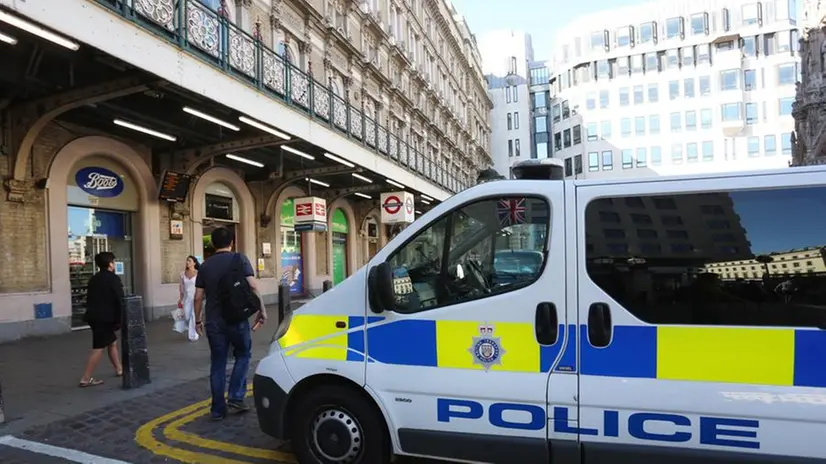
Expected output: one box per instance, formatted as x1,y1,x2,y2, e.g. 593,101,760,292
311,408,362,462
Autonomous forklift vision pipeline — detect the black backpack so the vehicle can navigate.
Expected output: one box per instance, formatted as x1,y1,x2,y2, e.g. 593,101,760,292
217,253,260,323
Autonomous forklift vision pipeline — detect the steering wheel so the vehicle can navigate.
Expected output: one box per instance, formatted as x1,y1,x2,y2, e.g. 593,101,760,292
465,259,491,293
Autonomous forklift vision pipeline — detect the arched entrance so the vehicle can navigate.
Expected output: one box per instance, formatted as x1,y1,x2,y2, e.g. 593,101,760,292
202,181,240,259
279,198,305,295
67,156,140,328
331,208,349,285
363,215,379,261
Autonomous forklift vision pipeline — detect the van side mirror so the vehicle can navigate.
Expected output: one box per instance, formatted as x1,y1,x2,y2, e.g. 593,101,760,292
367,262,395,313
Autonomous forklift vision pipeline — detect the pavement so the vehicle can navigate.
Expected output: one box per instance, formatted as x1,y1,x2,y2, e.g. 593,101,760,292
0,308,441,463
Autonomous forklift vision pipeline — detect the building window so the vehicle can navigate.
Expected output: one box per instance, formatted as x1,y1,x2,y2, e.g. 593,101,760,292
587,122,598,141
781,132,792,154
690,12,708,35
697,44,711,64
764,134,777,156
565,158,573,177
685,110,697,130
743,69,757,90
563,129,572,148
507,113,513,130
639,21,656,43
618,26,634,47
554,132,562,151
745,102,758,124
621,118,632,137
747,136,760,157
699,76,711,95
633,85,644,104
552,104,561,123
666,17,683,39
562,101,571,118
536,141,549,159
671,143,683,163
721,103,742,121
686,142,698,162
533,91,547,109
508,56,518,74
508,139,513,157
645,53,659,72
513,86,519,102
649,114,660,134
666,49,680,69
650,146,662,165
669,80,679,100
700,108,712,128
779,97,794,115
515,139,521,156
682,46,695,67
535,116,547,132
619,87,630,106
648,84,659,102
636,147,647,167
720,69,740,90
601,120,612,138
631,55,644,74
670,112,682,132
575,154,583,174
622,149,633,169
590,30,606,50
514,112,520,129
599,90,610,108
635,116,645,135
586,92,597,110
602,150,614,170
742,3,761,26
506,86,512,103
573,125,582,145
684,78,695,98
778,63,796,85
702,140,714,161
742,36,757,57
588,151,599,171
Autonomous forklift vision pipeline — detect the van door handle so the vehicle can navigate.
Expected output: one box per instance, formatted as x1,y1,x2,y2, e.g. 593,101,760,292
588,303,612,347
535,302,558,345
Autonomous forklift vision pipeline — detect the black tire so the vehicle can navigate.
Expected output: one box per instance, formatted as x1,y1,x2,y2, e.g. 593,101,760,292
290,385,391,464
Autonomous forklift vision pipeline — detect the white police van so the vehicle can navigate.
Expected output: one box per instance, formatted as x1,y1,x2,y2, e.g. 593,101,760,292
254,160,826,464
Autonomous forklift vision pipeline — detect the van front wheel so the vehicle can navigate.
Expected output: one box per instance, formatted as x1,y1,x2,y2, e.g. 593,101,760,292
290,385,391,464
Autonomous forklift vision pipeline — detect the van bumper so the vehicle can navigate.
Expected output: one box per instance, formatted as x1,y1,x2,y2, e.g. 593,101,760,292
253,374,289,440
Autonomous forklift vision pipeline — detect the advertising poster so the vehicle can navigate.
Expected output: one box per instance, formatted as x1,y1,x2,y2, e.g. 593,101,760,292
332,238,346,285
280,251,303,295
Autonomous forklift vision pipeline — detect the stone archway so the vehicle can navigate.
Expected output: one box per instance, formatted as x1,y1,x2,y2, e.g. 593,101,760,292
190,167,257,266
272,185,319,296
327,198,359,282
46,135,161,319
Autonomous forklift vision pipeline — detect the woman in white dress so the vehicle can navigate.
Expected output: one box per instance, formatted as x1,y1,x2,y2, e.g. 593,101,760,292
177,256,200,341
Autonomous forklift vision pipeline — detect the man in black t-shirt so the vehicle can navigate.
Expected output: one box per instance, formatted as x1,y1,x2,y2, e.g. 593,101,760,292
194,227,267,420
79,251,124,387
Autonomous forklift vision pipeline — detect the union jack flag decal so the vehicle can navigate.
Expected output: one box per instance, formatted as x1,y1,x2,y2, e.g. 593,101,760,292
497,198,526,226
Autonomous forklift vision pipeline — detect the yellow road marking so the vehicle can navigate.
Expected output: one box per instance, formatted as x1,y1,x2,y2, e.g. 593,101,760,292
135,385,296,463
162,390,296,463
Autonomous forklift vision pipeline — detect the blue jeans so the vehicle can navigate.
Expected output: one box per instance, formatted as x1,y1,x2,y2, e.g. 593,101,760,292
205,318,251,417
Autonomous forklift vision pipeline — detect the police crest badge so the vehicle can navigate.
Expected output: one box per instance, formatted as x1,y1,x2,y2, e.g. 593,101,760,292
469,323,505,371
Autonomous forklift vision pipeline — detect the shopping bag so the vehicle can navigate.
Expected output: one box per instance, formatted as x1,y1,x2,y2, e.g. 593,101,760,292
171,308,185,321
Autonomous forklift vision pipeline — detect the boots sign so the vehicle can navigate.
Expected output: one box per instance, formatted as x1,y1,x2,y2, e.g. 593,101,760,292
75,167,124,198
380,191,414,224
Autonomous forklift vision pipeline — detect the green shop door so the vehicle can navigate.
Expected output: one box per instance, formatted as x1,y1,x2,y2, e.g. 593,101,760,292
331,209,349,285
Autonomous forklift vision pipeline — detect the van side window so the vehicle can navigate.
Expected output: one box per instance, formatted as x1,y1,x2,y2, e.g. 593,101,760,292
388,196,549,313
585,186,826,327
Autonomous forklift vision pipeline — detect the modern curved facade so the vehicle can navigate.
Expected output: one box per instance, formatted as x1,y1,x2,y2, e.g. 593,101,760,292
549,0,800,179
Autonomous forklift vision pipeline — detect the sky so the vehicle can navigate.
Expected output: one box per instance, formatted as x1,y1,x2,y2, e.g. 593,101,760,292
732,188,826,255
449,0,653,60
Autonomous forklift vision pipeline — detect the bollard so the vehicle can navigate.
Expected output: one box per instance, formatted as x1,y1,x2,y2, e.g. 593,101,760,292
121,295,151,390
278,283,291,326
323,280,333,292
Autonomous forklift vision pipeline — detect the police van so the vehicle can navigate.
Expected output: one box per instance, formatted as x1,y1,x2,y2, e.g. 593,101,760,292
254,160,826,464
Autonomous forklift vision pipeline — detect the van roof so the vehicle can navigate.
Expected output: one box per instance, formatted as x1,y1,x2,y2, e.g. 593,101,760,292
568,164,826,188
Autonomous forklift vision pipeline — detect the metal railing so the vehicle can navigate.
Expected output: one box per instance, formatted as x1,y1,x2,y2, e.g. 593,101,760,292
93,0,470,193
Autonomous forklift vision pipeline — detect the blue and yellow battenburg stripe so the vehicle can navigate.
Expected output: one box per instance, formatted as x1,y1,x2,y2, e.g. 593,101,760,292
278,315,826,388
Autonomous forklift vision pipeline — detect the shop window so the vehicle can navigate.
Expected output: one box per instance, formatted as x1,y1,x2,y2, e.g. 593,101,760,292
280,199,305,295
